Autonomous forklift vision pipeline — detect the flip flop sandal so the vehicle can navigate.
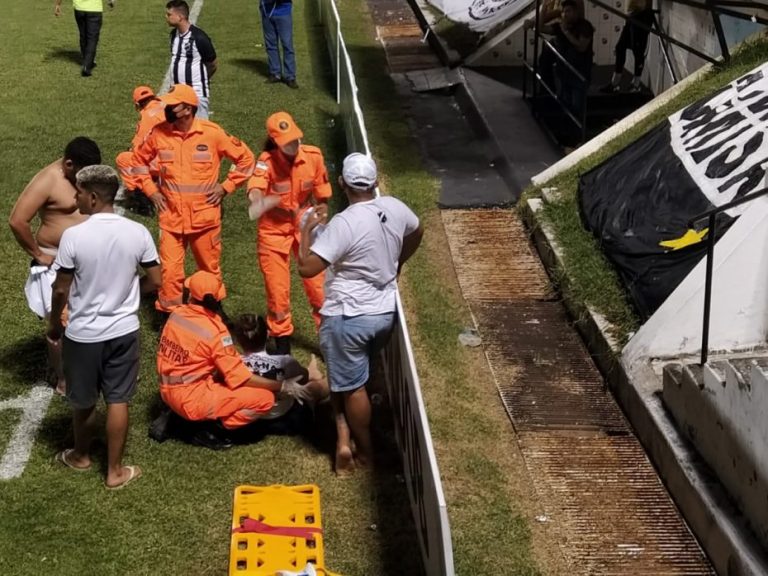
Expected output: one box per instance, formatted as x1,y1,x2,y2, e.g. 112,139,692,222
55,449,91,472
105,465,142,491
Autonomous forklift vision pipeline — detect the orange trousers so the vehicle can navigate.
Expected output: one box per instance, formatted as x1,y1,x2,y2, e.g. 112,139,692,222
161,381,274,429
157,227,224,312
258,233,324,337
116,151,157,192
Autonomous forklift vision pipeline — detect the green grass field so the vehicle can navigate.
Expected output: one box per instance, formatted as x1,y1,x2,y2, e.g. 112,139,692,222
0,0,546,574
0,1,422,575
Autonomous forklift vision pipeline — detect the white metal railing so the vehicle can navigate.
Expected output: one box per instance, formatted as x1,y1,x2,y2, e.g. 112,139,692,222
316,1,455,574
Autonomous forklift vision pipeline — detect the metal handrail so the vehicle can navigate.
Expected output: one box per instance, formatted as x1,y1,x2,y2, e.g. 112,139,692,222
687,186,768,365
522,13,589,142
588,0,726,64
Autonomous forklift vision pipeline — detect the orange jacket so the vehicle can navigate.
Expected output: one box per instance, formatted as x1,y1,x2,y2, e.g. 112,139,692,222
131,99,166,150
247,145,332,237
132,119,255,232
157,304,254,395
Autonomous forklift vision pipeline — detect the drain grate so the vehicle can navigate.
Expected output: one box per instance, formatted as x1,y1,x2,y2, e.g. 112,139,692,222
443,210,553,302
519,431,714,575
376,25,440,73
474,301,627,432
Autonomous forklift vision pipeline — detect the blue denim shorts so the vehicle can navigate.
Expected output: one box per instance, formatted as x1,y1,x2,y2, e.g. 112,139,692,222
319,313,395,393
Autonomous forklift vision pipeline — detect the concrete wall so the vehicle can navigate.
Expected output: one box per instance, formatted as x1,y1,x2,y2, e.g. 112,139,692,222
466,0,761,81
663,360,768,549
623,194,768,366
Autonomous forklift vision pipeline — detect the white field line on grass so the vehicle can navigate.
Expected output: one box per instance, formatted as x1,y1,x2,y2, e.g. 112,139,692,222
0,385,54,480
3,0,208,478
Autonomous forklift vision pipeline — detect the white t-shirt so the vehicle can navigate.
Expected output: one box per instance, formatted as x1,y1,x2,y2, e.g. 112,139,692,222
55,213,159,343
241,350,301,420
311,197,419,317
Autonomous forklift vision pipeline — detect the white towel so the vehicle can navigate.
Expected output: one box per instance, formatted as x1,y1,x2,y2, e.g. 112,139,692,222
24,265,58,318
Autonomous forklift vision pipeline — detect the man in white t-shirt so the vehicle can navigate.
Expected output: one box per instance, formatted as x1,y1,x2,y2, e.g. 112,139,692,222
298,153,423,475
48,165,161,490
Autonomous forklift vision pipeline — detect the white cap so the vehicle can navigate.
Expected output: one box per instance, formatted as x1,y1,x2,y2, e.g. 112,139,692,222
342,153,377,191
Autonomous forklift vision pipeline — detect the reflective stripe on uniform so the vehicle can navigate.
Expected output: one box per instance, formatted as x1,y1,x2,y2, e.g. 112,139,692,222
158,296,183,309
160,373,209,385
163,182,217,194
133,166,151,175
192,152,213,162
159,150,174,161
168,312,216,340
268,310,289,321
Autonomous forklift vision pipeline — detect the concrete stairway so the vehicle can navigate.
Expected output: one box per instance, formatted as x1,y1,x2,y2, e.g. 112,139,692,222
663,355,768,553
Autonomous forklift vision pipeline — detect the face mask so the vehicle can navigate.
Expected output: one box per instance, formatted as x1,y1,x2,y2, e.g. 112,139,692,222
165,106,178,123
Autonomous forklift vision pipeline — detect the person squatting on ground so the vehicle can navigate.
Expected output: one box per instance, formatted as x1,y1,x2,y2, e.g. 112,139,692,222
155,271,327,449
9,137,101,395
247,111,331,355
600,0,654,93
298,153,424,474
130,83,255,313
54,0,112,77
165,0,218,119
48,165,161,489
234,313,328,434
115,85,167,216
259,0,298,89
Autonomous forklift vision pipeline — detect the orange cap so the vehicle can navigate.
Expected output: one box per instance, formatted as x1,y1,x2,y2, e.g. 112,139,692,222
184,271,225,302
132,85,155,104
266,111,303,146
163,83,199,107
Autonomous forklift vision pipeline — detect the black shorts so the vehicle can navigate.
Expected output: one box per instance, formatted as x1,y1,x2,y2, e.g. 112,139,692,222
62,331,140,409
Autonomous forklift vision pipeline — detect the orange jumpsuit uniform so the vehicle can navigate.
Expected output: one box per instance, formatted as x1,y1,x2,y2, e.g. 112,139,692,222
116,98,166,191
158,304,275,429
248,145,332,337
131,119,255,311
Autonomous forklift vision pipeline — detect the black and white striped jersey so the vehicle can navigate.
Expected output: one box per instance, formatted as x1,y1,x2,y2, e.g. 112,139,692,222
169,25,216,98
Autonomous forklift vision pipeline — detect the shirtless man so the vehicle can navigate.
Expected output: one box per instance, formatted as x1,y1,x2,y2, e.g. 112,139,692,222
8,136,101,394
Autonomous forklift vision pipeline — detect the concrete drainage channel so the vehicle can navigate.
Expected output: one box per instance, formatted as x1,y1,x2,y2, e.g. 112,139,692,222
367,0,715,572
443,210,714,574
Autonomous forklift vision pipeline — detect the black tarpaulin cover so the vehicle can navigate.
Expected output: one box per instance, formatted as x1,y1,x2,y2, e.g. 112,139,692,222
579,63,768,319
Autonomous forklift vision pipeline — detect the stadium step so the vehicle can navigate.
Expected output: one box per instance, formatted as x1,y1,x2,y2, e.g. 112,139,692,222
663,353,768,553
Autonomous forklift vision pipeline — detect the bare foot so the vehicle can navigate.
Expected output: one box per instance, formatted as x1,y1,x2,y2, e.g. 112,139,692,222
335,445,355,477
55,379,67,396
355,451,372,469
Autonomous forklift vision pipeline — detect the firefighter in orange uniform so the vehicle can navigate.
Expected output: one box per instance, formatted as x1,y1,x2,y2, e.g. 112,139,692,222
116,85,167,215
131,83,255,312
157,271,326,446
157,271,278,433
247,111,331,354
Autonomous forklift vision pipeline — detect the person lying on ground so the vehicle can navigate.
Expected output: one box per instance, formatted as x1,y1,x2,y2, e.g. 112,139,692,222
234,313,328,435
154,270,326,449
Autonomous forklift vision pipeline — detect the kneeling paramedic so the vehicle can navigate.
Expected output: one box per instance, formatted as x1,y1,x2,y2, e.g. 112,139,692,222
156,271,321,447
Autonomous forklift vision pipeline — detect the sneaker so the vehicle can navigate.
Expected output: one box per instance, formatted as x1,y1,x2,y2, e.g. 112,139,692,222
81,68,92,77
285,79,299,90
599,82,619,94
266,76,282,84
629,83,642,93
190,422,233,451
148,408,172,443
